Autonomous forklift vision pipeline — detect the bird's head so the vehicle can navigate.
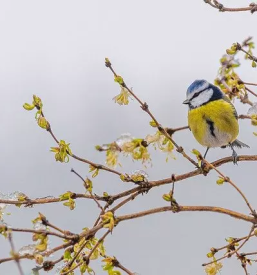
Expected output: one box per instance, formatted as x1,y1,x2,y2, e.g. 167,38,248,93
183,80,224,109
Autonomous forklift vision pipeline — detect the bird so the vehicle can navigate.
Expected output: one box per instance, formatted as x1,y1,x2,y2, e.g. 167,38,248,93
183,79,249,164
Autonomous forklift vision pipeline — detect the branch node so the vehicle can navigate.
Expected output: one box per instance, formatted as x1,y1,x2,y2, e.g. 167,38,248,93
71,234,80,243
171,174,176,183
158,126,164,132
250,3,257,13
224,176,230,182
141,102,149,111
42,261,55,271
141,140,148,147
105,58,112,68
171,201,180,213
102,195,114,205
211,247,218,253
138,182,152,195
166,127,175,136
200,160,210,176
216,3,224,11
176,146,184,153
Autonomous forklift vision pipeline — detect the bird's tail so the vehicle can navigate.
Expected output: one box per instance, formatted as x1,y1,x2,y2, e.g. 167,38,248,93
231,139,250,148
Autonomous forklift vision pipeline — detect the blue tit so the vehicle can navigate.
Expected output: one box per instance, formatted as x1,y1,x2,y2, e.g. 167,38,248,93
183,79,249,164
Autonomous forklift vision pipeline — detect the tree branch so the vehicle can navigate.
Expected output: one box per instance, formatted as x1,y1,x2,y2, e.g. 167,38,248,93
117,205,256,224
204,0,257,13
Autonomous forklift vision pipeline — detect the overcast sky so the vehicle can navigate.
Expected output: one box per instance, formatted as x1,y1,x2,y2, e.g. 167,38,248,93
1,1,257,274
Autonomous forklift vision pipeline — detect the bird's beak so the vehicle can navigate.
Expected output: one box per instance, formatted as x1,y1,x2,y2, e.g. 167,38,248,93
183,99,190,104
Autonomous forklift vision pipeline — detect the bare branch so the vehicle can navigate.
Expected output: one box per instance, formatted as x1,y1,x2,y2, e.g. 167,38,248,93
8,232,24,275
204,0,257,13
117,205,256,224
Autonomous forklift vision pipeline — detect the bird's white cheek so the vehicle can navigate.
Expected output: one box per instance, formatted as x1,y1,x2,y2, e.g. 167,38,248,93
190,89,214,108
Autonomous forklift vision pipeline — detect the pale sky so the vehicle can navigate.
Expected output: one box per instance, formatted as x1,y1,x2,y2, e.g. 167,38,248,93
1,1,257,274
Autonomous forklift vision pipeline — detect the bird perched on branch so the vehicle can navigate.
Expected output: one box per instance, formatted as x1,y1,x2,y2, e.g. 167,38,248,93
183,79,249,164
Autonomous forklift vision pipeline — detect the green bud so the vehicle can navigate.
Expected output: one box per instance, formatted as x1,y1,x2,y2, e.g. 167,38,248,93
84,178,93,192
37,117,48,129
225,237,235,243
251,119,257,126
63,249,72,260
192,149,201,156
33,95,42,106
80,263,87,273
149,120,157,127
114,75,124,85
207,252,214,258
162,194,171,202
216,177,225,185
120,174,128,182
23,103,35,111
95,145,102,151
105,57,111,67
226,49,236,55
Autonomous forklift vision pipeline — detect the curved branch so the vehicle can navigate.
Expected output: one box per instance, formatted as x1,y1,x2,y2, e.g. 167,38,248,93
117,205,256,224
204,0,257,13
0,193,103,206
0,241,72,264
203,225,255,266
8,228,76,241
150,155,257,187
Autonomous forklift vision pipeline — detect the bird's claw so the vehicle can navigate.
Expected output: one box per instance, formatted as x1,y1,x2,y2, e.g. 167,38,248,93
232,150,238,165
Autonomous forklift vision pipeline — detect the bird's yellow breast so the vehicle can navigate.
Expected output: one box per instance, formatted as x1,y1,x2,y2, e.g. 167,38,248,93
188,99,239,147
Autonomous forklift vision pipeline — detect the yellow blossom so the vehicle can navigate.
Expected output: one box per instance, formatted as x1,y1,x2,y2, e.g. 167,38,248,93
50,140,72,163
159,138,174,155
145,131,162,144
205,262,223,275
132,146,151,163
121,141,137,153
146,131,175,160
113,87,130,105
106,150,119,167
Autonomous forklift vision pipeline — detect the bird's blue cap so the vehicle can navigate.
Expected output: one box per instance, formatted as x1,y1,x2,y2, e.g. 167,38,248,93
186,80,209,97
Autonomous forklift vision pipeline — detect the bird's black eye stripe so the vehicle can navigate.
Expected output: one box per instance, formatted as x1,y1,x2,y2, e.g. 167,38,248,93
191,91,201,100
190,87,209,101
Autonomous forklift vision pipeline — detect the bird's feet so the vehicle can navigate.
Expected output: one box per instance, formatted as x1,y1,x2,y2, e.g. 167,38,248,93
232,150,238,165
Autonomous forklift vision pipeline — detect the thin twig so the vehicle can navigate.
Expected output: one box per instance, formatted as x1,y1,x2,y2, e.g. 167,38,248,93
203,225,255,266
237,44,257,62
246,86,257,97
0,241,73,264
45,221,65,234
106,60,199,167
116,205,255,224
8,233,24,275
71,168,104,212
243,82,257,87
214,232,255,252
64,230,110,273
86,230,110,261
207,161,256,217
115,260,135,275
43,117,122,177
204,0,257,13
4,227,76,241
110,191,140,213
